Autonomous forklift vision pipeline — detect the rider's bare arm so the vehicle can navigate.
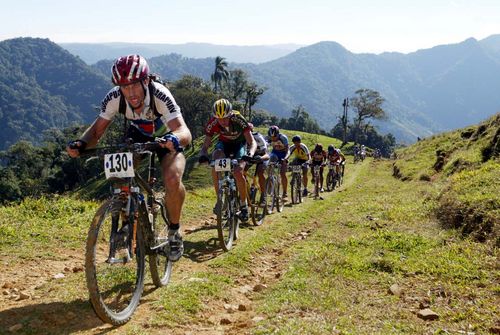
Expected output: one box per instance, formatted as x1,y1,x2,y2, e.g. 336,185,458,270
244,130,257,157
199,134,213,157
81,117,112,148
164,117,192,150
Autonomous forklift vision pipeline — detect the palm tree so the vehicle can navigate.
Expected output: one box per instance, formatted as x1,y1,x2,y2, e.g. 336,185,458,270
211,56,229,93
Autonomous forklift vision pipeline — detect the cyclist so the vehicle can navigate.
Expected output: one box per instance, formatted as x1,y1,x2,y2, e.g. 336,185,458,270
66,54,192,262
327,144,346,177
311,143,327,192
266,125,289,201
289,135,311,196
360,144,367,161
246,123,270,205
198,99,257,222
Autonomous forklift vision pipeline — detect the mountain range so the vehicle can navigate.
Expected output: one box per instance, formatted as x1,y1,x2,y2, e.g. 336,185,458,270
0,35,499,149
59,42,302,64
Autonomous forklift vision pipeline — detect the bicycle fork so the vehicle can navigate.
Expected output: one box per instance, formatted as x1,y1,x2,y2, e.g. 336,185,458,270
106,188,139,264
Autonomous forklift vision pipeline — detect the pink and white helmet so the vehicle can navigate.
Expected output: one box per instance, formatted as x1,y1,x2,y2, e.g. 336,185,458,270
111,54,149,86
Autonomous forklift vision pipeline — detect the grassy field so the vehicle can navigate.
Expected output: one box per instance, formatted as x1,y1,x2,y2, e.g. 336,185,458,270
0,125,498,334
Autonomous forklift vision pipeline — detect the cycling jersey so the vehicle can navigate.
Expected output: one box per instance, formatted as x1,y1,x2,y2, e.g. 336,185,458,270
267,134,289,152
204,111,250,143
99,81,182,138
289,143,310,161
328,149,343,163
311,150,326,162
252,131,268,156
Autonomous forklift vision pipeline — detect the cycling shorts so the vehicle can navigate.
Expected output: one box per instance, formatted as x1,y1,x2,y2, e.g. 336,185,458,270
215,141,246,159
270,150,287,160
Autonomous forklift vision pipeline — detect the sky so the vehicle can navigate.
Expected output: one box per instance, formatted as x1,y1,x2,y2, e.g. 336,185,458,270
1,0,499,54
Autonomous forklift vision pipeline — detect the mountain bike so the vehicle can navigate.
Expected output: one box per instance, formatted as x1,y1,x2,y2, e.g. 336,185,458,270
354,149,361,163
81,141,179,325
212,157,241,251
326,162,340,191
289,163,307,204
245,157,267,226
264,160,284,214
311,163,325,200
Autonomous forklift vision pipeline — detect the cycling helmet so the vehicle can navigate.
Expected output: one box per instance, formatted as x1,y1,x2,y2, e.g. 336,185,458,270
111,54,149,86
268,125,280,137
292,135,301,143
328,145,335,153
213,98,233,118
314,143,323,153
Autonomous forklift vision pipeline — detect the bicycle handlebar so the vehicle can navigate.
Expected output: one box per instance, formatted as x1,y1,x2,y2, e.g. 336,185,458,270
77,141,182,158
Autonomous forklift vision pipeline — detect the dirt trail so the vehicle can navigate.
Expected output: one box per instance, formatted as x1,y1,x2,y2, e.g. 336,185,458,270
0,163,362,335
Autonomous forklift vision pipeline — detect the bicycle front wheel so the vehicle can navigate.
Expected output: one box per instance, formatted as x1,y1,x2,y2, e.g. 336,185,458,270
251,185,266,226
85,199,145,325
270,176,284,213
216,188,236,251
147,199,173,287
326,171,334,191
291,175,300,205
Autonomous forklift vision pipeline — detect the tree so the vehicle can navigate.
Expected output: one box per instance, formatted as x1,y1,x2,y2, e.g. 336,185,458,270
211,56,229,93
340,98,349,145
281,105,322,134
350,89,386,144
227,69,249,102
244,83,266,121
170,75,217,139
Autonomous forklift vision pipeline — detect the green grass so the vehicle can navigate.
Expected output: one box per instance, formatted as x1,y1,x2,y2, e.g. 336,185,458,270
252,160,499,335
0,196,98,258
393,114,499,243
1,123,498,334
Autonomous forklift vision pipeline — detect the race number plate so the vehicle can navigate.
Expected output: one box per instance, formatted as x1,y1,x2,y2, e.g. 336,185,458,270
292,165,302,173
214,158,231,172
104,152,135,179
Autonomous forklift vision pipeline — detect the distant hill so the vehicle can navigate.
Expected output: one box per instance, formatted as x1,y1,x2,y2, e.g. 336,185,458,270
239,37,500,142
59,42,302,65
0,38,110,149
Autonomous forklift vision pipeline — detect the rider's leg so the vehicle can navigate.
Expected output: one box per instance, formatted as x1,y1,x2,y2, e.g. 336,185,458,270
302,166,308,189
234,163,248,204
161,152,186,225
256,163,266,194
161,151,186,261
319,166,324,189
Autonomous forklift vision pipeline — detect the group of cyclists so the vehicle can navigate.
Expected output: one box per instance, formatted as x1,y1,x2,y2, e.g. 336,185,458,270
66,54,346,263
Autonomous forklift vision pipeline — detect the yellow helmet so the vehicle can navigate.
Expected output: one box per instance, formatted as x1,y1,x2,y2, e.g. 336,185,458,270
213,98,233,118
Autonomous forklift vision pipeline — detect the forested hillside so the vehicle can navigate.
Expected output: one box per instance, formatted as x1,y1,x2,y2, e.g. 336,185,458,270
2,36,500,150
0,38,110,149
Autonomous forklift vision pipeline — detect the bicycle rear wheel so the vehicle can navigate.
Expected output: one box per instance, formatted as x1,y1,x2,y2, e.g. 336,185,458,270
265,178,275,214
216,188,236,251
85,199,145,325
147,199,173,287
